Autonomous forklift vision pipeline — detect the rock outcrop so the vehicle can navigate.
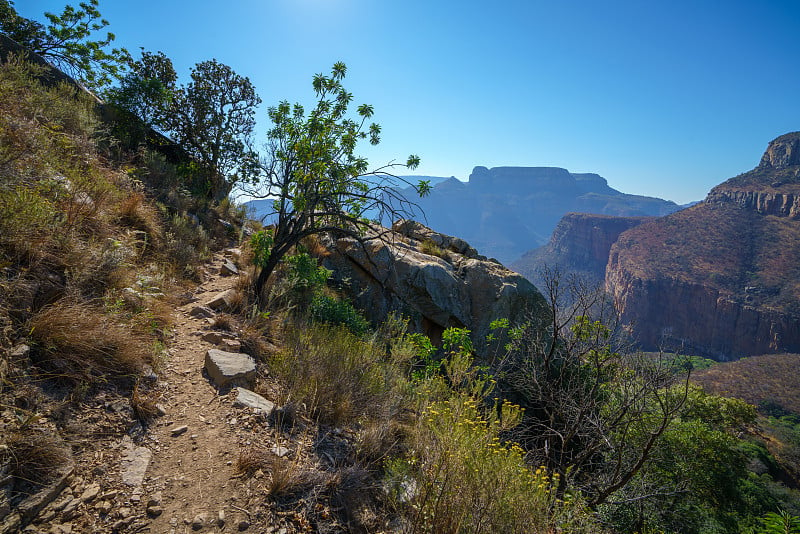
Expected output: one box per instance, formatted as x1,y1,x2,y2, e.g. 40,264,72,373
320,220,547,353
605,133,800,359
511,213,651,290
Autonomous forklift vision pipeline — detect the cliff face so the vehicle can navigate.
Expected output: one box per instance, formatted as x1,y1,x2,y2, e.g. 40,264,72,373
606,132,800,359
511,213,650,290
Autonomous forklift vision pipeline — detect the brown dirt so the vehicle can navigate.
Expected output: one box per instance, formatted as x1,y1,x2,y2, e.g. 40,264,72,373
8,252,303,534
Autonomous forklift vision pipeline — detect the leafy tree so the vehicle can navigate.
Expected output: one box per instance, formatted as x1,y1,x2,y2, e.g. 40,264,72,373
163,59,260,200
104,48,176,129
246,62,427,301
0,0,129,90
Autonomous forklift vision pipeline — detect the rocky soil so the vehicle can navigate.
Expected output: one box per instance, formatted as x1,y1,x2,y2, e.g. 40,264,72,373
3,251,315,534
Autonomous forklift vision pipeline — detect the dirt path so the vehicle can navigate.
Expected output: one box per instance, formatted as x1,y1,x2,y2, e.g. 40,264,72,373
133,252,280,533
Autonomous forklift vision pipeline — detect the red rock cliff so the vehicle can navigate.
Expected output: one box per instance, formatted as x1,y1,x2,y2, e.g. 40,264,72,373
605,133,800,359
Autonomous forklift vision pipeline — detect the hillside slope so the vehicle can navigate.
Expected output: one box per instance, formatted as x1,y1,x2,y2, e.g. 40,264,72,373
606,132,800,359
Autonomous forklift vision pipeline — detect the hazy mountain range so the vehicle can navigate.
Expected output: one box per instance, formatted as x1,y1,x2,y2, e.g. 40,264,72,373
245,167,686,265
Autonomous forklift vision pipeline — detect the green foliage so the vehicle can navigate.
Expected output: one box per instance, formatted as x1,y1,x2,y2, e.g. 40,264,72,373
389,343,598,533
249,229,274,269
163,58,260,200
759,511,800,534
103,48,176,146
442,326,473,355
285,251,331,292
309,293,369,336
407,332,438,381
251,62,424,298
271,323,406,425
0,0,130,90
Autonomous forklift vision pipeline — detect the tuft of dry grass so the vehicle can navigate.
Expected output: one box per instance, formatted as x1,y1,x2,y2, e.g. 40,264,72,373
2,429,71,487
28,301,152,380
117,192,164,250
420,239,451,262
131,380,159,424
236,446,324,497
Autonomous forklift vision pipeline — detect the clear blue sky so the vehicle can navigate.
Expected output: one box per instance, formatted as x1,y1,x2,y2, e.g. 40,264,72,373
19,0,800,204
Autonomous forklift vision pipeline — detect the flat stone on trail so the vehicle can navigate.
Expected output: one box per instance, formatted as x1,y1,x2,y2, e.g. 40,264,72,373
121,446,152,487
170,425,188,437
205,289,238,312
220,260,239,276
204,349,256,388
189,305,215,319
233,387,275,416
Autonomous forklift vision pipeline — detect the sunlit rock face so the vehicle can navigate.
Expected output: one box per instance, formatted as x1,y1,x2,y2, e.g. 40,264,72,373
319,220,547,354
605,132,800,360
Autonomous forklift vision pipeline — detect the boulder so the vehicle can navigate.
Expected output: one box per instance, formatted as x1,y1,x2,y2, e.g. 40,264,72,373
204,349,256,388
320,220,546,354
205,289,238,312
220,260,239,276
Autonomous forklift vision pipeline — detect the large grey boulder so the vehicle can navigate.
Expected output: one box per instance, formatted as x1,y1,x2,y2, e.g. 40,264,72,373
204,349,256,388
320,220,547,354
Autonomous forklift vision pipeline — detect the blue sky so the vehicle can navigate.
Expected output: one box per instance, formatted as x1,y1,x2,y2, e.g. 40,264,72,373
19,0,800,204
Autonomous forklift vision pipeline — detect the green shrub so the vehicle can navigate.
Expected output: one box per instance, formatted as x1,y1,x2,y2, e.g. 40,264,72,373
388,392,596,533
420,238,450,261
271,323,407,426
309,293,369,336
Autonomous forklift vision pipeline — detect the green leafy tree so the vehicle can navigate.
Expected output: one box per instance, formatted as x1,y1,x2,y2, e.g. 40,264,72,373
246,62,427,300
163,59,260,200
104,48,176,129
0,0,129,90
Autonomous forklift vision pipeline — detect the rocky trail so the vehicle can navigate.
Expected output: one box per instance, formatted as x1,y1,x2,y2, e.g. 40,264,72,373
9,251,299,534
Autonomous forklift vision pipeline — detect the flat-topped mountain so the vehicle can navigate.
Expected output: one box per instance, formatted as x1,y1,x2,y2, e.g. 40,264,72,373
606,132,800,359
245,166,681,265
404,166,681,264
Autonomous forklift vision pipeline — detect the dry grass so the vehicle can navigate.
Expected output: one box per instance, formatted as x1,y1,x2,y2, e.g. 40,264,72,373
28,301,152,380
420,238,451,262
272,323,408,426
236,446,324,497
117,192,164,251
692,353,800,414
131,380,160,424
2,428,71,487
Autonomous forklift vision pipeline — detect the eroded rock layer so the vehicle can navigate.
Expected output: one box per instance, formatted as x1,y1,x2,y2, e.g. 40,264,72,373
605,132,800,359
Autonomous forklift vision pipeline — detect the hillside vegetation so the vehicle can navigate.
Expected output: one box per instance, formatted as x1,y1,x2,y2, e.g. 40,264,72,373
2,3,800,533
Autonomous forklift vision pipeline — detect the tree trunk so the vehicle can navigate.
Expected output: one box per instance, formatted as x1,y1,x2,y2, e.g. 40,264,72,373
254,252,280,307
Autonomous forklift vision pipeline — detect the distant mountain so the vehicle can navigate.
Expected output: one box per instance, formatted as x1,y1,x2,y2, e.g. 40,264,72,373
244,167,681,266
605,132,800,359
398,167,681,264
511,213,652,290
